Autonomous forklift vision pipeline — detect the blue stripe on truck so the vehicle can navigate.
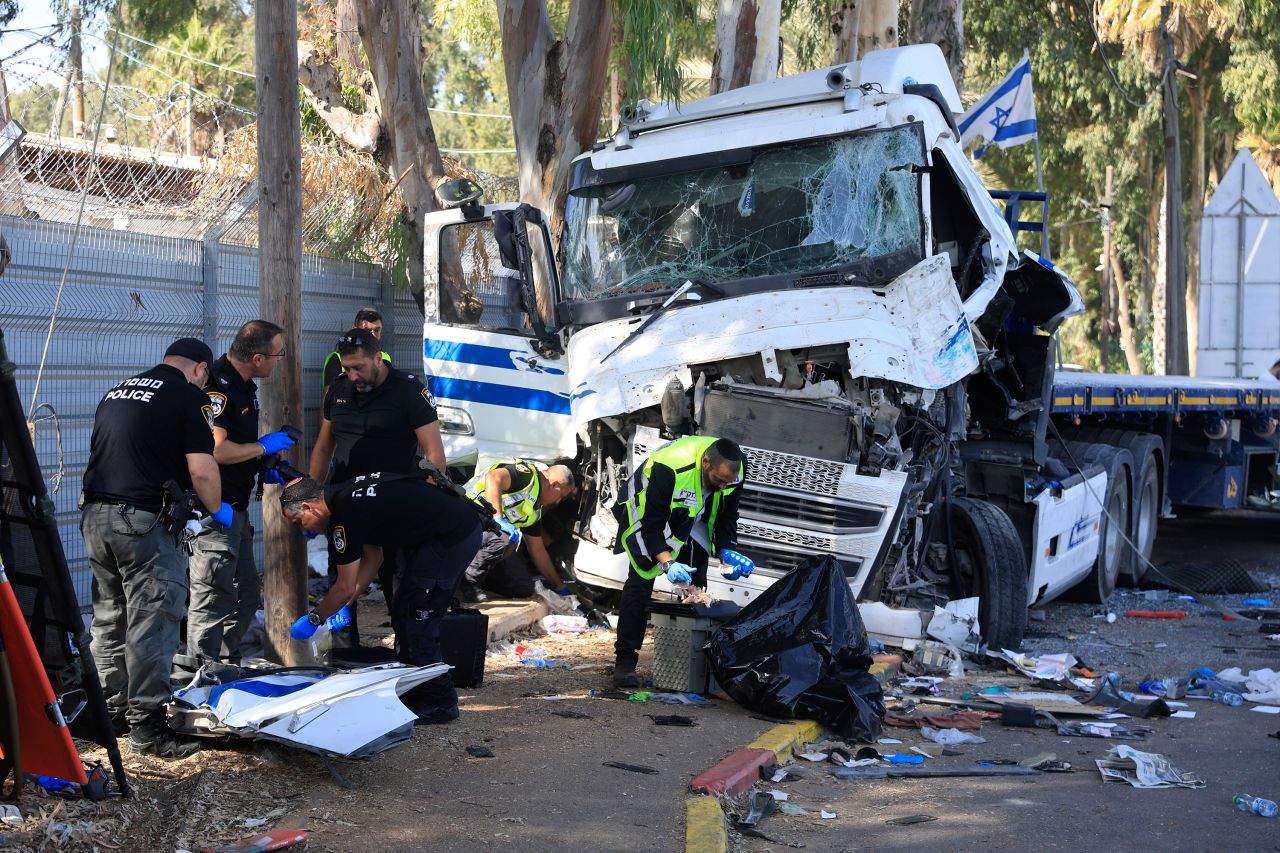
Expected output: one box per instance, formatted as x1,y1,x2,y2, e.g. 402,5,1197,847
424,338,566,375
427,375,572,416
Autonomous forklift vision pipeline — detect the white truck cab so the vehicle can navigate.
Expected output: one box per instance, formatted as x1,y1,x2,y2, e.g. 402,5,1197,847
422,44,1094,648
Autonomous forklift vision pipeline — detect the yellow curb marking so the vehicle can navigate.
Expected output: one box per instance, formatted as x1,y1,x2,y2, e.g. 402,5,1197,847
685,796,727,853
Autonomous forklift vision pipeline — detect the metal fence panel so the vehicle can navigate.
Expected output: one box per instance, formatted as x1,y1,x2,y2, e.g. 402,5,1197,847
0,214,409,608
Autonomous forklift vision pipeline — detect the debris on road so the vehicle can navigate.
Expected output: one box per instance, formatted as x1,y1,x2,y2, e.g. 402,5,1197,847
1095,745,1204,789
465,745,495,758
995,649,1076,681
198,828,310,853
602,761,659,775
887,814,938,825
1232,794,1278,817
920,726,986,745
1057,720,1148,739
1125,610,1186,619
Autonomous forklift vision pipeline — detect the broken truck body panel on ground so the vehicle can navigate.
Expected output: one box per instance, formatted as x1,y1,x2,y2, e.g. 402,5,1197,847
422,44,1117,649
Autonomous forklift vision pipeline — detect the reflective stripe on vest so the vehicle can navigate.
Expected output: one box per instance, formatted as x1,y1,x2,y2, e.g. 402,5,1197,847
464,459,543,527
619,435,737,579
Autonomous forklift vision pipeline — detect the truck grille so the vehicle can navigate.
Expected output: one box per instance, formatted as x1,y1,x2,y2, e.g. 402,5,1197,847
738,485,883,534
742,445,845,498
737,539,861,578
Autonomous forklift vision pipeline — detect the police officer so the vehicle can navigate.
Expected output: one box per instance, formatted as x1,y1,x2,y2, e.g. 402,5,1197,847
280,474,482,724
460,459,576,601
81,337,232,758
186,320,295,664
320,307,391,391
309,328,445,639
611,436,755,688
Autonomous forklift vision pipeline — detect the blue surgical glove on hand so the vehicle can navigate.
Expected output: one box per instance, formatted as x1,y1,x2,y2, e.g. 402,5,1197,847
664,561,694,585
261,468,287,486
720,548,755,580
326,605,352,631
496,517,522,547
258,431,295,456
290,614,319,641
303,530,318,540
211,502,234,527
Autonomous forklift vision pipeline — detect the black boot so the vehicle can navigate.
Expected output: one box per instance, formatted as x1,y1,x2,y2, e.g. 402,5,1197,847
459,581,487,604
126,717,203,759
612,658,640,689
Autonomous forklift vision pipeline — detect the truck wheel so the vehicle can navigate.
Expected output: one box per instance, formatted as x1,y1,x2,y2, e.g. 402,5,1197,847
1129,459,1160,583
1061,444,1134,604
1057,428,1164,585
948,496,1028,650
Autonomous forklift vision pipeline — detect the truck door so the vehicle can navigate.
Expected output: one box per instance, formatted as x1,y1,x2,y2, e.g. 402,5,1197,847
422,202,574,465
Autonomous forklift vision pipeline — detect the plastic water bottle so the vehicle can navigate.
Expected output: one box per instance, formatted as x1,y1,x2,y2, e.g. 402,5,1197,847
1233,794,1277,817
1209,690,1244,707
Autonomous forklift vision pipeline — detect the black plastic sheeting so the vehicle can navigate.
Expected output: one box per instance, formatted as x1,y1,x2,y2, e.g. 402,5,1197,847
705,556,885,741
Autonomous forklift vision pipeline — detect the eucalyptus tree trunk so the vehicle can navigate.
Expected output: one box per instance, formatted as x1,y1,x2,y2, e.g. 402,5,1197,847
354,0,449,313
857,0,898,58
831,1,861,63
711,0,782,94
907,0,962,89
1185,76,1211,376
497,0,613,240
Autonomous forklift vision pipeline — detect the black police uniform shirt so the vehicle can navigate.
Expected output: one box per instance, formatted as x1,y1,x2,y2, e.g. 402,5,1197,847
325,475,480,577
82,363,215,511
322,366,438,483
205,355,261,510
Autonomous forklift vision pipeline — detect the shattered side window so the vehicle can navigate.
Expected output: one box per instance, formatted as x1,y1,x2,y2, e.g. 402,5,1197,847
443,221,534,334
561,124,926,300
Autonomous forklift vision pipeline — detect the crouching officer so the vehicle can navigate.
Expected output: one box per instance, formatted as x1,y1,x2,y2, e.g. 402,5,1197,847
611,436,753,688
81,337,231,758
187,320,294,664
280,473,482,724
459,459,576,601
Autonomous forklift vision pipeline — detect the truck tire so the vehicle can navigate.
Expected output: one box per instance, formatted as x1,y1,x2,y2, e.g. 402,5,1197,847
1057,443,1134,603
1059,428,1164,584
948,496,1028,650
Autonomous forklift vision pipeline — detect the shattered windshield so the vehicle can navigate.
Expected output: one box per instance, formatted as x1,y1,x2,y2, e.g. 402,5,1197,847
561,124,926,301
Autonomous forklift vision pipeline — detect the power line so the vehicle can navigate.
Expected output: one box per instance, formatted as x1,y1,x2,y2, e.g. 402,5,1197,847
108,27,255,79
1077,0,1162,110
81,29,254,115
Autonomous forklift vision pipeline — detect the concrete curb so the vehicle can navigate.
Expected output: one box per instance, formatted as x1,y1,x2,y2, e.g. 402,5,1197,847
479,599,550,643
684,719,824,852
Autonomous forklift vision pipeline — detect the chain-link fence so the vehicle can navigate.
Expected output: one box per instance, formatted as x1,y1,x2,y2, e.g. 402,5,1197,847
0,211,420,609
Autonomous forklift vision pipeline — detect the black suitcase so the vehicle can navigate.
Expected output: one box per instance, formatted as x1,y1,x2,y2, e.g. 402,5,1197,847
439,601,488,687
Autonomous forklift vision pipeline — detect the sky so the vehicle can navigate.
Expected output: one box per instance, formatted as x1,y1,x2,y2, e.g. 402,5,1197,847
2,3,110,93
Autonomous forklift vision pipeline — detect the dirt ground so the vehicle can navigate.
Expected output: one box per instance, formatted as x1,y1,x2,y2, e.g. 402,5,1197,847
4,509,1278,852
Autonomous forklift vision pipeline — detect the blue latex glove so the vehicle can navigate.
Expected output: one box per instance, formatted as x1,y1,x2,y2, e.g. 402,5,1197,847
210,502,234,527
720,548,755,580
261,468,287,486
326,605,352,631
664,561,693,585
496,516,522,548
303,530,318,540
258,431,296,456
290,614,319,641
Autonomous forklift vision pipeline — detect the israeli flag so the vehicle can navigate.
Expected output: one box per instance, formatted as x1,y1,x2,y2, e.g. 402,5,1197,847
957,52,1037,158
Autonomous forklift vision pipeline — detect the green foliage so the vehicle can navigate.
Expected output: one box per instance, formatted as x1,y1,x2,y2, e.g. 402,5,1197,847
0,0,17,27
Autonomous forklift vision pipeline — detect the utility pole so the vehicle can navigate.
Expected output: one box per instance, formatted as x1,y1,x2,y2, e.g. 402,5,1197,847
69,3,86,138
1160,3,1188,375
1098,165,1114,373
256,0,308,665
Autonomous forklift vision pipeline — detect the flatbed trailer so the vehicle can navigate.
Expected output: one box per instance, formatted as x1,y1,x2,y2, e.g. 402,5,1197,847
1049,371,1280,517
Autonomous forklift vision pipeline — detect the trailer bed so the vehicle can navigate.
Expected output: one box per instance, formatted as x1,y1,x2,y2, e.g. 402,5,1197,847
1050,372,1280,418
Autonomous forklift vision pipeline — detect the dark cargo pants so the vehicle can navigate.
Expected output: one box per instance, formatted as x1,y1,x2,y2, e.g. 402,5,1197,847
187,508,260,662
393,526,482,718
82,502,186,726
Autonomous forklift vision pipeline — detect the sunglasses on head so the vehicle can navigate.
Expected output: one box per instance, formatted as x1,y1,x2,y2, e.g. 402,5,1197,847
338,333,373,348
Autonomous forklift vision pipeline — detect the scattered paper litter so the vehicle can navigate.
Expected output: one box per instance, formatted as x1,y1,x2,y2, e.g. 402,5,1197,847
799,751,830,762
1170,710,1196,719
1165,701,1188,707
1215,667,1280,704
920,726,986,745
910,746,934,758
997,649,1076,682
771,768,789,782
1250,705,1280,714
1095,745,1204,789
820,811,837,820
768,789,790,802
878,737,903,744
780,804,808,816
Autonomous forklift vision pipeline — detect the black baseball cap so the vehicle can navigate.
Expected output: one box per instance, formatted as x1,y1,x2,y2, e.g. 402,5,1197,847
165,337,213,365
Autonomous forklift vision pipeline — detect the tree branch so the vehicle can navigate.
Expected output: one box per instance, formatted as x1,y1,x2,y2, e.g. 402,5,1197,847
297,39,382,153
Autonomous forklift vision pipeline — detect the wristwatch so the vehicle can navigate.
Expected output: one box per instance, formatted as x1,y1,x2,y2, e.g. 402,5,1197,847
306,610,323,627
660,559,674,572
